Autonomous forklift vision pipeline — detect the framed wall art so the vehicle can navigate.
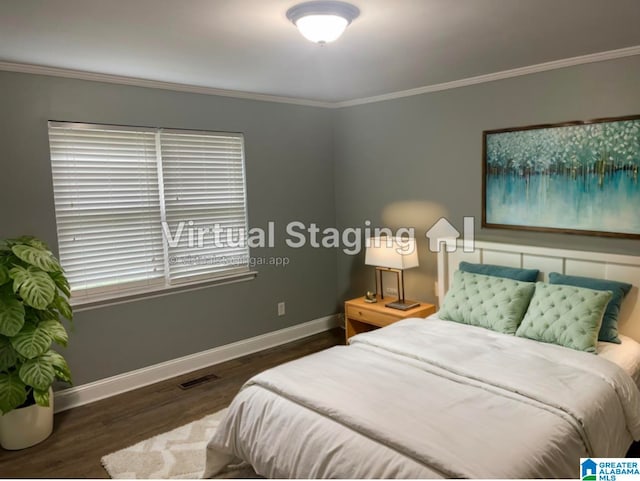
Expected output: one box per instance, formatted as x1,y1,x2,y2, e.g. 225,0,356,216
483,115,640,239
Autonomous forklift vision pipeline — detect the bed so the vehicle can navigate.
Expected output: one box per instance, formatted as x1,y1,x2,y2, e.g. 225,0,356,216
203,241,640,478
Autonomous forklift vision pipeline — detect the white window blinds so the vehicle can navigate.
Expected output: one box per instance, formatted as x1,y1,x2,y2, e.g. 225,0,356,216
160,131,249,282
48,122,250,303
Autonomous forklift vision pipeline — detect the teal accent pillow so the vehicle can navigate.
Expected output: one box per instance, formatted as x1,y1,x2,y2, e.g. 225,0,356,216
515,282,612,353
439,271,535,335
459,261,539,282
549,272,632,344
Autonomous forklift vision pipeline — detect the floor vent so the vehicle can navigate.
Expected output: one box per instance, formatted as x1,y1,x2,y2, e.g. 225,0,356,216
179,373,220,390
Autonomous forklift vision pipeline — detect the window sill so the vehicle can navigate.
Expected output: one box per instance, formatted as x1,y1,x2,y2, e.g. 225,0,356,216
71,271,258,312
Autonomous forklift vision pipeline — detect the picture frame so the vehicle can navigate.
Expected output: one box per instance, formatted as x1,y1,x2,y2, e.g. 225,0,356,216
482,115,640,239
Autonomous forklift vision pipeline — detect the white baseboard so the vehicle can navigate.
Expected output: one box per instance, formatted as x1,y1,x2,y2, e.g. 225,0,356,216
54,314,339,413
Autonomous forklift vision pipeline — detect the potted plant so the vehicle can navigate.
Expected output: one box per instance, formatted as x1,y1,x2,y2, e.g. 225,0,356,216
0,236,72,450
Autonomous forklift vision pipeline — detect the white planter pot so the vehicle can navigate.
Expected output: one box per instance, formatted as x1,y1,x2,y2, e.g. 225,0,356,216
0,389,54,450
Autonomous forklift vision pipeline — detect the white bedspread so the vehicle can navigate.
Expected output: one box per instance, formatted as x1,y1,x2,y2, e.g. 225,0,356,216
203,318,640,478
599,334,640,388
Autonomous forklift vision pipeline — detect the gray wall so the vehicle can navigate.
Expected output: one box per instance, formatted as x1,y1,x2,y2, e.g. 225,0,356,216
333,55,640,305
0,71,337,385
3,54,640,385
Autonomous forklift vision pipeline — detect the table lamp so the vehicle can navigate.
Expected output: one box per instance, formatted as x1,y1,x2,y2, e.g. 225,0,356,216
365,236,419,310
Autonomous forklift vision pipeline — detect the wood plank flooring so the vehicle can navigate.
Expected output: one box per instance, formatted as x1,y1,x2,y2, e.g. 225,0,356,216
0,328,344,478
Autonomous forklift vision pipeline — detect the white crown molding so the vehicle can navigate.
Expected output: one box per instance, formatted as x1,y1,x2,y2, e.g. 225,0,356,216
54,314,340,413
0,61,334,109
333,44,640,108
1,44,639,109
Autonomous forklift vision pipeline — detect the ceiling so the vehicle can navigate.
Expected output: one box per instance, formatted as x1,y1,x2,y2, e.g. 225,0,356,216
1,0,640,103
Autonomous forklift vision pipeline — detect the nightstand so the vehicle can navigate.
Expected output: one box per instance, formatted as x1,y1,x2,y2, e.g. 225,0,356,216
344,296,436,342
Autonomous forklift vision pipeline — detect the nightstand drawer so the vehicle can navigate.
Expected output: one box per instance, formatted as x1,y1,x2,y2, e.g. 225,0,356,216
344,297,436,342
345,305,397,327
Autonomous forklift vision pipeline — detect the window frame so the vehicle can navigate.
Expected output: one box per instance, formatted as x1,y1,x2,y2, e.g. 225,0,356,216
48,121,256,310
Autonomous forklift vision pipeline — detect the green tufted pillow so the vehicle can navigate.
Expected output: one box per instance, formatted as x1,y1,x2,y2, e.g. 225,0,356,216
439,271,535,335
515,282,612,353
548,272,631,344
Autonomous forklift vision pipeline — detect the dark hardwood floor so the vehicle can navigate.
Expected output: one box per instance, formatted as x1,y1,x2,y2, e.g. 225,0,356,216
0,328,344,478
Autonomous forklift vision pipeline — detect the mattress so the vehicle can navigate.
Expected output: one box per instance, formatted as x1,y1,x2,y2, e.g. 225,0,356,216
599,335,640,388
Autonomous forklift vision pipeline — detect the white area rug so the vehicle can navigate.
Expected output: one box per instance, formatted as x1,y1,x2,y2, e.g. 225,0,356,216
101,408,257,479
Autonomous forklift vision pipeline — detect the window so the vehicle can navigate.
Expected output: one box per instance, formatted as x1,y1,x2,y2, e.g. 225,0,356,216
48,121,251,305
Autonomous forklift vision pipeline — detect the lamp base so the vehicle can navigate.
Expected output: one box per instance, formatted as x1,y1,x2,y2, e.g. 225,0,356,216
385,300,420,311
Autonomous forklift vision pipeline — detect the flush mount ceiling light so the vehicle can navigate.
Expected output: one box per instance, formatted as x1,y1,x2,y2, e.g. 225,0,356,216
286,1,360,44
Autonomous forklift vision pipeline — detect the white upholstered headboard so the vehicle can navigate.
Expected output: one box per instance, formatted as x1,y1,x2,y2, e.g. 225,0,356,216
437,240,640,342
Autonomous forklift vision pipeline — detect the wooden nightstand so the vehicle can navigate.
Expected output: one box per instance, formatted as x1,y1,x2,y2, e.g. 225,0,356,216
344,296,436,342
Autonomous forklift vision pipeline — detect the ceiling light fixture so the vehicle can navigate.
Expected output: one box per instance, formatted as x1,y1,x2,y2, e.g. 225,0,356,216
286,1,360,44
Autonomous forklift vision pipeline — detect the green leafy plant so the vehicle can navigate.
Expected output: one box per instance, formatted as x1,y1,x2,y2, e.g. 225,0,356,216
0,236,72,414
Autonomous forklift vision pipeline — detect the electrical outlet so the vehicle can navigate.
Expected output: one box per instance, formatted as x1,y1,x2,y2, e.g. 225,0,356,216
277,302,285,316
385,287,398,296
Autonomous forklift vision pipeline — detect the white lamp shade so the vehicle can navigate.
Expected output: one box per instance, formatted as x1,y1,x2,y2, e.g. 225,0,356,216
294,14,348,43
286,1,360,44
365,237,419,270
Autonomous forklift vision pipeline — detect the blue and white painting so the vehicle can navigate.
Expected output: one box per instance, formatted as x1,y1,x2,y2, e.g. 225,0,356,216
484,118,640,237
